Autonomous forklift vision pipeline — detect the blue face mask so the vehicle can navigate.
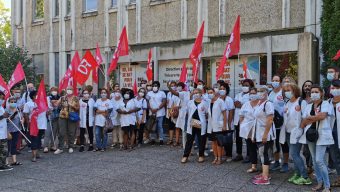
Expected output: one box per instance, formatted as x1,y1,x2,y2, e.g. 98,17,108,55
218,90,226,96
285,91,293,99
10,103,17,108
271,82,280,89
327,73,335,81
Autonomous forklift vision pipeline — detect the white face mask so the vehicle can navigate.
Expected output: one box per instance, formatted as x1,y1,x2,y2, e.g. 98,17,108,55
213,88,219,93
66,90,73,95
152,86,158,92
192,94,201,100
249,94,258,101
197,85,204,90
171,86,176,91
218,90,226,96
14,93,21,98
101,93,107,99
271,82,280,89
242,86,249,93
51,91,58,96
124,94,130,100
141,84,146,88
311,93,321,101
208,93,215,99
83,93,90,99
115,93,122,100
138,92,145,97
177,87,183,92
331,89,340,97
257,92,266,100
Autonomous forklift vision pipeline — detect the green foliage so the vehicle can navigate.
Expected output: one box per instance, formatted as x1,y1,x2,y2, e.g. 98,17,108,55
0,0,11,46
34,0,44,20
0,44,36,87
321,0,340,86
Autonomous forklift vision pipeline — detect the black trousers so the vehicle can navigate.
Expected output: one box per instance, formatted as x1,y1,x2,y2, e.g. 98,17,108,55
234,124,243,155
136,123,145,144
80,126,94,146
247,139,258,164
224,131,234,157
183,128,206,157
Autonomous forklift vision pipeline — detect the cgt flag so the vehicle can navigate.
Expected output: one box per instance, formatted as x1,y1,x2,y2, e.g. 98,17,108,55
179,60,187,83
107,26,129,75
59,51,80,95
189,22,204,83
93,43,103,84
146,49,153,81
133,79,138,96
333,50,340,61
8,62,26,90
29,79,48,137
0,75,10,100
216,15,240,80
74,50,98,85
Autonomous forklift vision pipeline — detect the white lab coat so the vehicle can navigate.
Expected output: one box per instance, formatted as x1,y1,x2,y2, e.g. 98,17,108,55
186,99,208,136
239,101,257,139
252,100,276,142
175,91,190,130
79,98,95,128
0,107,7,139
207,98,227,133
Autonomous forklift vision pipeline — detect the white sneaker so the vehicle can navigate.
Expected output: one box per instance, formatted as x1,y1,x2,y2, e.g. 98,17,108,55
226,157,233,163
43,147,49,153
68,148,73,154
54,149,63,155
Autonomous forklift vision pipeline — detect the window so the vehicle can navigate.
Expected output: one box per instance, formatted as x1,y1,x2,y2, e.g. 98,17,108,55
33,0,44,21
111,0,117,7
129,0,136,4
66,53,71,67
84,0,97,12
54,0,59,17
272,53,298,82
33,54,44,75
66,0,71,16
55,53,60,85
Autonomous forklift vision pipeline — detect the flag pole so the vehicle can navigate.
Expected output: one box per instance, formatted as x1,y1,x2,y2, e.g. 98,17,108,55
24,77,29,93
7,118,31,144
9,92,27,132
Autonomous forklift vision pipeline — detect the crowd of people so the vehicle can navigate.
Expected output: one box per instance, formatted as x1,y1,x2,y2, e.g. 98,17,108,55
1,66,340,191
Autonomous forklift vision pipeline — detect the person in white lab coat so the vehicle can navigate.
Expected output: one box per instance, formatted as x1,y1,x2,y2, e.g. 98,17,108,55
0,91,13,171
207,88,227,165
165,81,178,145
134,88,147,147
110,91,124,149
79,89,95,152
181,88,208,163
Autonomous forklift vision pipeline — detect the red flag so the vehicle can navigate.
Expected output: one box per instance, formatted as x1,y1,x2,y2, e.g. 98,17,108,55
29,79,48,137
242,60,248,79
189,22,204,83
74,50,98,85
179,60,187,83
216,15,241,80
93,43,103,84
146,49,153,81
8,62,26,90
0,75,10,100
59,51,80,95
108,26,129,75
133,79,138,96
333,50,340,61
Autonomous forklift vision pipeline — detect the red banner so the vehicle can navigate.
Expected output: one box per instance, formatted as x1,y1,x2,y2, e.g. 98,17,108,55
8,62,25,90
74,50,98,85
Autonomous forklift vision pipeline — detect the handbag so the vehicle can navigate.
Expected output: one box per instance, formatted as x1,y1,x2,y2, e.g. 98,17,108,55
217,131,233,146
104,117,114,133
7,132,12,140
69,112,80,122
170,106,179,118
146,114,157,132
306,122,319,142
190,119,201,129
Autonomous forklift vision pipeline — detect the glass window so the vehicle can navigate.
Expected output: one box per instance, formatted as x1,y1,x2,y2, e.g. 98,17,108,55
84,0,97,12
55,53,60,85
66,53,71,68
272,53,298,82
33,54,44,75
129,0,136,4
111,0,117,7
33,0,44,20
54,0,59,17
66,0,71,16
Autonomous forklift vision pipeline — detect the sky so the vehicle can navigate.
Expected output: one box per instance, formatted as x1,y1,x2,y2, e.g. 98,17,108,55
4,0,10,9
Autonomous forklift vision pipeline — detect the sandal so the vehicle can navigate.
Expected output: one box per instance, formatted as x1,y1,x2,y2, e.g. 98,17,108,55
215,158,222,165
212,157,218,164
331,179,340,187
167,140,173,145
11,162,22,166
181,157,188,163
312,183,323,191
247,167,258,173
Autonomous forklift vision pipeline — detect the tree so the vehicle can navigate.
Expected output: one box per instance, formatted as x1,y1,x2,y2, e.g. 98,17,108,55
0,44,36,87
321,0,340,86
0,0,11,47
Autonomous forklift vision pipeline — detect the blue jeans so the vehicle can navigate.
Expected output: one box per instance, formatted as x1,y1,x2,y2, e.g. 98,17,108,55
95,126,108,149
152,116,164,141
308,142,330,188
287,133,308,178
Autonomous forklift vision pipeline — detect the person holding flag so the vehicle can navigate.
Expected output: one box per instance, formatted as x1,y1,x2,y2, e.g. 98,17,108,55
54,86,80,155
0,91,13,171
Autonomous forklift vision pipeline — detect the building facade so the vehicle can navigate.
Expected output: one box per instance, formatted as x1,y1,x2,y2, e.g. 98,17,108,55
11,0,322,96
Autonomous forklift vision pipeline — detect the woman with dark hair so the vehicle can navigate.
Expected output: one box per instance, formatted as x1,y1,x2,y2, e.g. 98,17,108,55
234,79,254,162
134,88,147,147
165,81,178,145
301,80,313,102
117,89,139,150
219,82,235,162
329,80,340,187
300,84,333,192
93,88,113,152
